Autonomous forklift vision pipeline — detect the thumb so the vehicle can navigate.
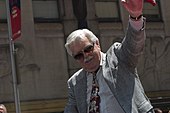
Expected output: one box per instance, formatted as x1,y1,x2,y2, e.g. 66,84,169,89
145,0,157,6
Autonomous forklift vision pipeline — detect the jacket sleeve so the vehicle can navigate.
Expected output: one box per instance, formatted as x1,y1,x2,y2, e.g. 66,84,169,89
116,18,146,68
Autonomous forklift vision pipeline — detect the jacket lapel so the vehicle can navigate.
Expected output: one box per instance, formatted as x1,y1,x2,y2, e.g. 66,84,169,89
102,46,129,113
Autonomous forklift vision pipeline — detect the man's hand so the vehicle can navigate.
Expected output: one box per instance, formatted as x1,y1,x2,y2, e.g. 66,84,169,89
121,0,143,18
121,0,157,18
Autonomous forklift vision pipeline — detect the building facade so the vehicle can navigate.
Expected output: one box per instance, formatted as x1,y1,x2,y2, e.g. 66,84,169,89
0,0,170,112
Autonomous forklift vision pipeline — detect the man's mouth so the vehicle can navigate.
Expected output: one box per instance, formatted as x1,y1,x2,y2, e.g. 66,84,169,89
84,56,93,63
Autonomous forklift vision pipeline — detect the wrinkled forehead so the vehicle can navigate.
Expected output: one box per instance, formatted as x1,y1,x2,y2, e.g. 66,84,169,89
69,36,90,47
69,37,92,54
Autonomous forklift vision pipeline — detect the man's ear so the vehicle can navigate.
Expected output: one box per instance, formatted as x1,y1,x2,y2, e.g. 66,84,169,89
95,40,101,49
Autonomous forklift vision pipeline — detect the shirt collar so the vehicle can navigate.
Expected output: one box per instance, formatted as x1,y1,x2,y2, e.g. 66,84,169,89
86,52,106,75
100,52,106,66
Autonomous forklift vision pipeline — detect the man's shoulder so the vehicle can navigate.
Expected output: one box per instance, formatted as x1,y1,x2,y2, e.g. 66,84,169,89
106,42,121,59
107,42,121,53
103,42,122,68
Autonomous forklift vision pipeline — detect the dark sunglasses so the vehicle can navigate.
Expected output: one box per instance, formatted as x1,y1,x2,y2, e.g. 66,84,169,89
73,43,94,60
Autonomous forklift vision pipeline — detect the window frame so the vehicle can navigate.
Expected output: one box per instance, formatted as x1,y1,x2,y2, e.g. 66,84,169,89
95,0,121,22
32,0,61,23
0,0,7,23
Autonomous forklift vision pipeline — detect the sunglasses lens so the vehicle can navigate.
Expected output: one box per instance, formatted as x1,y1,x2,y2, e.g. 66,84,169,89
84,45,94,53
73,43,94,60
74,53,84,60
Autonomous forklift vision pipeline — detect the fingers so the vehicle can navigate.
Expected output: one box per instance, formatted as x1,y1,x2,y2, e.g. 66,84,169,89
121,0,143,17
121,0,143,6
145,0,157,6
123,0,157,6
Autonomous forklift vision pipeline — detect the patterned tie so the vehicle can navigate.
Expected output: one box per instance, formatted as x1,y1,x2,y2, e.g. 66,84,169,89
89,74,100,113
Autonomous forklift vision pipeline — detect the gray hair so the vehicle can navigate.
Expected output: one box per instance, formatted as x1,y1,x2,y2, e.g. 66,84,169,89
65,29,99,56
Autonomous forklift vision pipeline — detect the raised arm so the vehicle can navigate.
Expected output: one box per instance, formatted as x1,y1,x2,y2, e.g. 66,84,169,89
114,0,145,68
117,0,156,67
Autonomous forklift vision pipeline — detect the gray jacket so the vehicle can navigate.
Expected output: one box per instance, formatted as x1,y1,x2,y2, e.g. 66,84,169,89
64,19,153,113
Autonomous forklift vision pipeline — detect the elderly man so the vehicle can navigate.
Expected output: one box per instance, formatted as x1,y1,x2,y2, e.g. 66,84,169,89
64,0,156,113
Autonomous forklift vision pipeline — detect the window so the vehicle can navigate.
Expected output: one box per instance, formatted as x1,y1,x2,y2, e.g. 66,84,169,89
0,0,7,22
143,0,162,22
95,0,120,22
32,0,60,23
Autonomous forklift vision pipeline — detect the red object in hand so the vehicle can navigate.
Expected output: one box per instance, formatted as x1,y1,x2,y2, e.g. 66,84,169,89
145,0,157,6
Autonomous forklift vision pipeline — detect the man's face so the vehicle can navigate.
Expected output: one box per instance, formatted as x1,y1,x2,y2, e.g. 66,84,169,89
69,37,101,72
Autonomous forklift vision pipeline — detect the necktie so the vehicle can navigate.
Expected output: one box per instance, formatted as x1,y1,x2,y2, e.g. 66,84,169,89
89,74,100,113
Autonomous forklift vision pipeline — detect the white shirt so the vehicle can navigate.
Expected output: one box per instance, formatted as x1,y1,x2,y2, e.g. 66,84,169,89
86,53,125,113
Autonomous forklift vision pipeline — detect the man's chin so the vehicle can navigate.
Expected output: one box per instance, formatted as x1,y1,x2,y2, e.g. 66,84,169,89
84,66,99,73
